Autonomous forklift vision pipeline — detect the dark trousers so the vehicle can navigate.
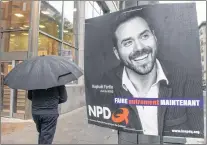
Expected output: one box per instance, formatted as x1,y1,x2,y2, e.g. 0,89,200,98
32,114,59,144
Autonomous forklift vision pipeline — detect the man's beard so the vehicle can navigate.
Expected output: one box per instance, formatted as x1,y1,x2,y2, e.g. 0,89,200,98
121,48,157,75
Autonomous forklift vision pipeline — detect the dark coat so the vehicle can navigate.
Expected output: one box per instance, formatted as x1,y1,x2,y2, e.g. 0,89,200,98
28,85,68,115
90,61,204,143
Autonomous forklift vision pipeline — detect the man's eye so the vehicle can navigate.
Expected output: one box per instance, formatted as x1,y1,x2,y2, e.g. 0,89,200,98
123,41,132,47
141,34,150,40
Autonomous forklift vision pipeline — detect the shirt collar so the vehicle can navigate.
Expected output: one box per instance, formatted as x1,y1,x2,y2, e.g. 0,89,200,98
122,59,169,91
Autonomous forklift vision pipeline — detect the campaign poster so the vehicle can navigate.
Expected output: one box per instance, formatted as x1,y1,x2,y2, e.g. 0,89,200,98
84,3,204,138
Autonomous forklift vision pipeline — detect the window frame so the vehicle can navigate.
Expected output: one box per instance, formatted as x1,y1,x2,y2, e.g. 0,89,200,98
0,1,32,52
0,1,32,31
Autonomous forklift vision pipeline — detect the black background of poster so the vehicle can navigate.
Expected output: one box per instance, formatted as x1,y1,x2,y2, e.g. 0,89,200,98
84,3,203,137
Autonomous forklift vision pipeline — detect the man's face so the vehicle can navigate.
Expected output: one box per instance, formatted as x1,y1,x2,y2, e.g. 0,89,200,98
114,17,158,75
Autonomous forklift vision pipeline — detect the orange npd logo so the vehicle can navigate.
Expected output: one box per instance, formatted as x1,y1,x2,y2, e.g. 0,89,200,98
111,108,129,124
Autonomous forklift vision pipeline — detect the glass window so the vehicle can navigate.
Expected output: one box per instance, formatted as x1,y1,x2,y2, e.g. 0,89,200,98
38,33,61,56
61,44,76,62
63,1,74,45
100,9,103,15
94,2,100,15
61,44,77,84
89,1,94,6
114,1,119,9
0,1,31,30
94,10,100,17
85,1,93,19
1,31,29,52
39,1,63,39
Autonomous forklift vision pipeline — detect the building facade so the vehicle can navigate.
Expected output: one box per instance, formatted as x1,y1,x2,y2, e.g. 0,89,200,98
199,21,206,90
0,0,119,119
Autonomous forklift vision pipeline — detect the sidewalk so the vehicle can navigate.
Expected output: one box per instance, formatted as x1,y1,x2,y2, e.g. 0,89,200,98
1,107,118,144
1,106,205,144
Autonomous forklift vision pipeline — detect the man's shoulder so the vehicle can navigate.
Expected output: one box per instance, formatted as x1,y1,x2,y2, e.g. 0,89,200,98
167,63,187,78
161,61,201,87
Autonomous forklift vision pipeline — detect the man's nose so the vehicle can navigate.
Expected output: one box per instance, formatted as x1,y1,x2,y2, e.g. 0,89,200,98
134,39,144,51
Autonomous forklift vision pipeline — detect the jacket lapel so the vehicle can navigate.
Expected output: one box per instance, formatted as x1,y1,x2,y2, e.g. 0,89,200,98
115,64,142,131
120,89,143,131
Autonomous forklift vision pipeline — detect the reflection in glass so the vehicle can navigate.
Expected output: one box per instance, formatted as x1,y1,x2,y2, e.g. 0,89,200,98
0,1,31,30
63,1,74,45
1,32,29,52
39,1,63,39
38,33,60,56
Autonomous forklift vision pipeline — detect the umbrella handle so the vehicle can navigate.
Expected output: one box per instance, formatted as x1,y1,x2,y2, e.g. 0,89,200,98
58,72,72,80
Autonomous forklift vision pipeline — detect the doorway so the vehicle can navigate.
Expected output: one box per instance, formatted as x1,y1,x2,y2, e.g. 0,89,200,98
1,61,27,119
1,61,12,117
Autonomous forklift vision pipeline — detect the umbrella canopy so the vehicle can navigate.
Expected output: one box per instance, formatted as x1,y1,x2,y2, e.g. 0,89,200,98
4,55,83,90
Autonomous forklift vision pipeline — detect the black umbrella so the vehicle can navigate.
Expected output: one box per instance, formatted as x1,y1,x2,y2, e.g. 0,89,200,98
4,55,83,90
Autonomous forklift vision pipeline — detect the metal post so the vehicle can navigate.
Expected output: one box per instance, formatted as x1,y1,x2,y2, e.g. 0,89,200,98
76,1,85,85
25,1,40,119
74,1,79,65
28,1,40,58
9,60,15,117
60,1,64,56
12,61,18,113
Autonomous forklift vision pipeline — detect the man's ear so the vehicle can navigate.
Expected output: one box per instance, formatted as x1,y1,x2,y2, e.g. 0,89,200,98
113,47,120,60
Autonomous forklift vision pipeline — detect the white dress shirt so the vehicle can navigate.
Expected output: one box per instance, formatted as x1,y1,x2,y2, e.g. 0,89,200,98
122,59,168,136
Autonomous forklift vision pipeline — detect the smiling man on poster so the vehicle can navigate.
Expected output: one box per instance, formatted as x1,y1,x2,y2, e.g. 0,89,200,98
97,7,204,143
84,4,204,144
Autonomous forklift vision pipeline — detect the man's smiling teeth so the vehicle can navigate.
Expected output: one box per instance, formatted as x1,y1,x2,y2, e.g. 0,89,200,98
134,54,148,61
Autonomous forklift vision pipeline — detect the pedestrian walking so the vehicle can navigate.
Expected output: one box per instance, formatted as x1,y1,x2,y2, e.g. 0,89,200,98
3,55,83,144
28,85,68,144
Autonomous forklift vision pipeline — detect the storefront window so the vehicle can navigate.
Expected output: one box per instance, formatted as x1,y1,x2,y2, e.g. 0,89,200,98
85,1,103,19
85,1,93,19
38,33,61,56
39,1,63,39
1,31,29,52
0,1,31,30
94,2,100,15
94,10,100,17
63,1,74,45
61,44,77,84
61,44,76,62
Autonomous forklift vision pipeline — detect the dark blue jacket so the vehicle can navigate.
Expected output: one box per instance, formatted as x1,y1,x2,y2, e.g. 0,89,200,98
28,85,68,115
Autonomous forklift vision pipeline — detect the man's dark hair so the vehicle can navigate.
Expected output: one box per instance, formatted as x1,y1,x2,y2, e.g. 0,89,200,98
112,7,153,48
